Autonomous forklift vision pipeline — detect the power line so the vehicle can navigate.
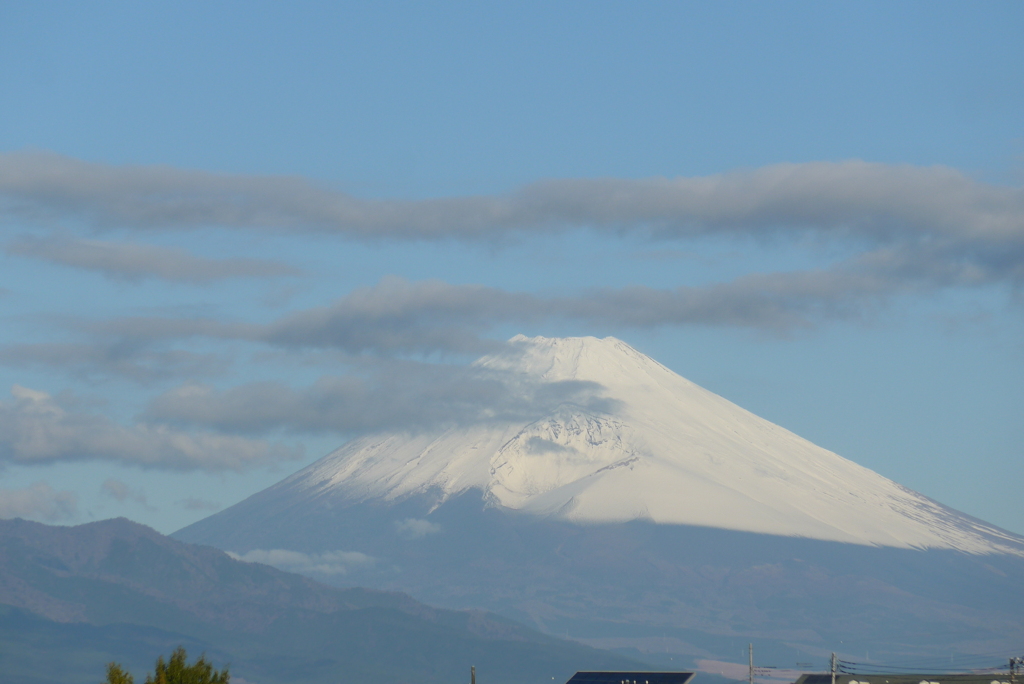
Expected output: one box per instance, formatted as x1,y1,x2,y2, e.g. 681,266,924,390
833,654,1019,676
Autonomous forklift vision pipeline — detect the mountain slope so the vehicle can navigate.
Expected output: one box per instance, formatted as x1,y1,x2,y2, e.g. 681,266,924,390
220,335,1022,553
175,335,1024,666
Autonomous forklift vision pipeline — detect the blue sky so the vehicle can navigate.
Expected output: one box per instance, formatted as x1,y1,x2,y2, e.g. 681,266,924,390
1,1,1022,535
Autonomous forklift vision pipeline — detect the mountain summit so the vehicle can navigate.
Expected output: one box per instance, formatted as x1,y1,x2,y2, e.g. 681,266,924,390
255,335,1019,554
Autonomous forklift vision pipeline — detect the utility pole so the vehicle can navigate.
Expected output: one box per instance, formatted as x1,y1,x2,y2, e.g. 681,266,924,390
471,665,476,684
830,653,837,684
749,644,754,684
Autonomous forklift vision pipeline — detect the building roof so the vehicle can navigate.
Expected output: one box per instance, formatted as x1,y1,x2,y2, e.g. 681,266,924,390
566,672,695,684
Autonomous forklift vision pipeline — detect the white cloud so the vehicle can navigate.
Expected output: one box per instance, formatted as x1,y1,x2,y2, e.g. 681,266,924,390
81,247,1023,366
3,152,1022,244
395,518,442,538
6,235,300,283
4,153,1022,338
100,478,150,507
0,385,301,471
0,342,229,384
0,481,77,521
142,366,614,437
228,548,376,576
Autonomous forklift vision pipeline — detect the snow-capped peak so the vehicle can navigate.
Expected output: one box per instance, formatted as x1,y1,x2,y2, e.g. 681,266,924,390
289,335,1023,555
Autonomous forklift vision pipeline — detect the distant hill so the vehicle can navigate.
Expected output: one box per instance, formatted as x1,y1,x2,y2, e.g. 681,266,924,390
0,517,641,684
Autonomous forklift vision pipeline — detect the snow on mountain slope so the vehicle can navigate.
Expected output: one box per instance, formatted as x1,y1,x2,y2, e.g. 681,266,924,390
282,335,1022,555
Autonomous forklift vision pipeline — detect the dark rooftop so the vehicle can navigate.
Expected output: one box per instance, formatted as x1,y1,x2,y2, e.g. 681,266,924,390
567,671,695,684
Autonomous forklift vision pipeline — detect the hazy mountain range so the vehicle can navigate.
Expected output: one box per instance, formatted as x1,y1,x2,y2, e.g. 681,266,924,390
0,516,640,684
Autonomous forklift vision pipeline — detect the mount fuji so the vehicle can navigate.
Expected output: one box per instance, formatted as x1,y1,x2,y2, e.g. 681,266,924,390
176,336,1024,668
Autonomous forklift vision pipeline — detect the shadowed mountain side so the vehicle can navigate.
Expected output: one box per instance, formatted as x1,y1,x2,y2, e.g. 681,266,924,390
175,489,1024,666
0,517,643,684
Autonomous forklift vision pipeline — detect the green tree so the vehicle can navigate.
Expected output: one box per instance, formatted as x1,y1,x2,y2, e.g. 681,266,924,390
103,647,229,684
104,663,134,684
